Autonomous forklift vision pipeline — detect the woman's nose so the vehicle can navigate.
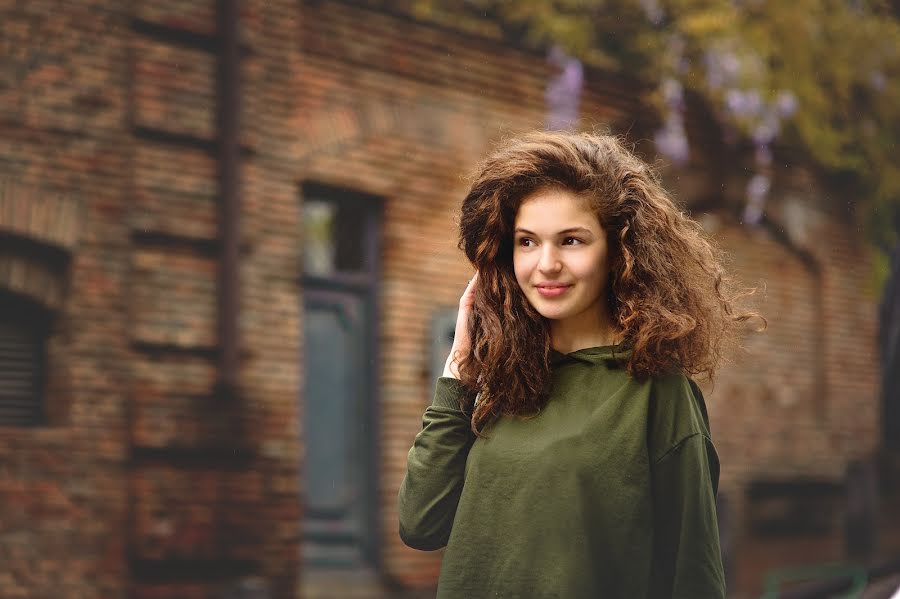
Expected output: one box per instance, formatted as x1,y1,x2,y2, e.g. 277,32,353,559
538,246,562,273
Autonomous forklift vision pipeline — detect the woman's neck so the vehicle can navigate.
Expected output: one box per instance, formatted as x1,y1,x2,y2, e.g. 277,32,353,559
550,317,621,354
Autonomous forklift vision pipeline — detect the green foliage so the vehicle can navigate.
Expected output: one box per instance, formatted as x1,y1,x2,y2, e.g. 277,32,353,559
406,0,900,249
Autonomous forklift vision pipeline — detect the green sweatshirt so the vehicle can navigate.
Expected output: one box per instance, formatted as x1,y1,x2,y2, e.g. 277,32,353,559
398,344,725,599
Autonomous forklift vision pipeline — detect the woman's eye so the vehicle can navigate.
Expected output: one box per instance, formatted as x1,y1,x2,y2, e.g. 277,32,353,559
563,237,582,245
518,238,534,247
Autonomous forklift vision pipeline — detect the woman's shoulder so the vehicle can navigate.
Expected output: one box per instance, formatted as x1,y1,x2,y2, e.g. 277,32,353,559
647,372,713,461
651,371,704,403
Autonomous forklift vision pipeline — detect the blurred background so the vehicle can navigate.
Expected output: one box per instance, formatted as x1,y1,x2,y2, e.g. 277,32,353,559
1,0,899,597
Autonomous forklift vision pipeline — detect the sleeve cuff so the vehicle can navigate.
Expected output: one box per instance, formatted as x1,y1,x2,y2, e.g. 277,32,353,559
432,377,467,410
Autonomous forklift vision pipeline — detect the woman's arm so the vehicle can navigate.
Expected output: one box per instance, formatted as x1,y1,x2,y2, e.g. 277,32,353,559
648,432,726,598
397,376,476,550
646,375,726,598
399,273,478,549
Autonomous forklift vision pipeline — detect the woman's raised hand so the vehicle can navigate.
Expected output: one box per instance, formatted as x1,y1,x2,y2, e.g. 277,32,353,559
443,271,478,379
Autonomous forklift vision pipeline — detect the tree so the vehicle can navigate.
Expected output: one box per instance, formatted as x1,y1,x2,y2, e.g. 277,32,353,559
402,0,900,259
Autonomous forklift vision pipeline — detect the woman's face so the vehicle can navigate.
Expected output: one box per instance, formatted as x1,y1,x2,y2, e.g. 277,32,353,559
512,187,611,328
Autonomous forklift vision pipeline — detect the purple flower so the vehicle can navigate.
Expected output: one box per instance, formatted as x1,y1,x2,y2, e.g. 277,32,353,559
721,52,740,78
545,45,583,130
661,77,684,107
752,114,780,145
706,49,741,90
654,115,690,165
747,173,771,200
775,91,798,118
726,88,763,118
743,173,771,226
640,0,665,25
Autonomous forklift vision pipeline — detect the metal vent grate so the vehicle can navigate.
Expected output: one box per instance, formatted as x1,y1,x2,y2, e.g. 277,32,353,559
0,319,42,426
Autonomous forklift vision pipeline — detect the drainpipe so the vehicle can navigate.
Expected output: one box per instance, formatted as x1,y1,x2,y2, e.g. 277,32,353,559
217,0,240,400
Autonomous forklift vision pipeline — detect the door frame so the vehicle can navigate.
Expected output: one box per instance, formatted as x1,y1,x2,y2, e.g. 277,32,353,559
299,182,383,572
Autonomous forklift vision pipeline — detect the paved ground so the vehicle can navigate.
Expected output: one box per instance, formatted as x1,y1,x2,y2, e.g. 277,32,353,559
301,569,435,599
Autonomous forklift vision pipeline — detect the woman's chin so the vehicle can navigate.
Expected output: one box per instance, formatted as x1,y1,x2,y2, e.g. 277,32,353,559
533,305,571,321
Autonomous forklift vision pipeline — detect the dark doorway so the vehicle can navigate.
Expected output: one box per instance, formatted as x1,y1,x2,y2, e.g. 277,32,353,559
300,183,382,571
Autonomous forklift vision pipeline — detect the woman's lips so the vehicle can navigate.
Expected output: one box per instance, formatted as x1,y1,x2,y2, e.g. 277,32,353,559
536,285,571,297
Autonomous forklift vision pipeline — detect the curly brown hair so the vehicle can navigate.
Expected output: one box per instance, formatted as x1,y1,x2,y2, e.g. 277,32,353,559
454,130,762,434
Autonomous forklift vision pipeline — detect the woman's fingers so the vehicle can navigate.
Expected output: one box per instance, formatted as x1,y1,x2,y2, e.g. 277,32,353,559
446,271,479,378
460,270,479,308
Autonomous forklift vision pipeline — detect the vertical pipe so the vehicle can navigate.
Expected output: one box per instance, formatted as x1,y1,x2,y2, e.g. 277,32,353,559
217,0,240,395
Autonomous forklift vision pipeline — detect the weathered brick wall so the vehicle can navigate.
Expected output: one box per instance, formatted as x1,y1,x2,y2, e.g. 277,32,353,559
127,0,304,597
701,176,881,593
710,207,880,488
0,0,132,596
1,0,304,597
0,0,882,597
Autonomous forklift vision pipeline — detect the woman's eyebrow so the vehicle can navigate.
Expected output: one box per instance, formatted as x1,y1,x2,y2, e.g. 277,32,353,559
514,227,593,235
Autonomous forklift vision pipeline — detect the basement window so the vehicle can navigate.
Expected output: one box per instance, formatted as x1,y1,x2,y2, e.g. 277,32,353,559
745,478,843,536
0,292,47,427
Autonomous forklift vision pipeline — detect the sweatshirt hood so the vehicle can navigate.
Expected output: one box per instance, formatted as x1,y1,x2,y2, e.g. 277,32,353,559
549,343,633,368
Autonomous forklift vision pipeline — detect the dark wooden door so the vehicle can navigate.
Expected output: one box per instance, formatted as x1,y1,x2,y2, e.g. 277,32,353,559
300,183,381,572
302,288,374,567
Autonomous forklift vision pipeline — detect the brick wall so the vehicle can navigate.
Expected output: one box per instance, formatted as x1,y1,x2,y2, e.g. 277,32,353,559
0,0,882,597
1,0,132,596
126,0,304,596
0,0,304,597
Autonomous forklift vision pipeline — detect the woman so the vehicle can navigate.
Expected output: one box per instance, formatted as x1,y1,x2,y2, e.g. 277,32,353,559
398,130,759,598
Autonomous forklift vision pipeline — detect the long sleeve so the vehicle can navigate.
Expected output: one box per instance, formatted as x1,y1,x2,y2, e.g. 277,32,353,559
648,433,726,599
398,377,476,551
